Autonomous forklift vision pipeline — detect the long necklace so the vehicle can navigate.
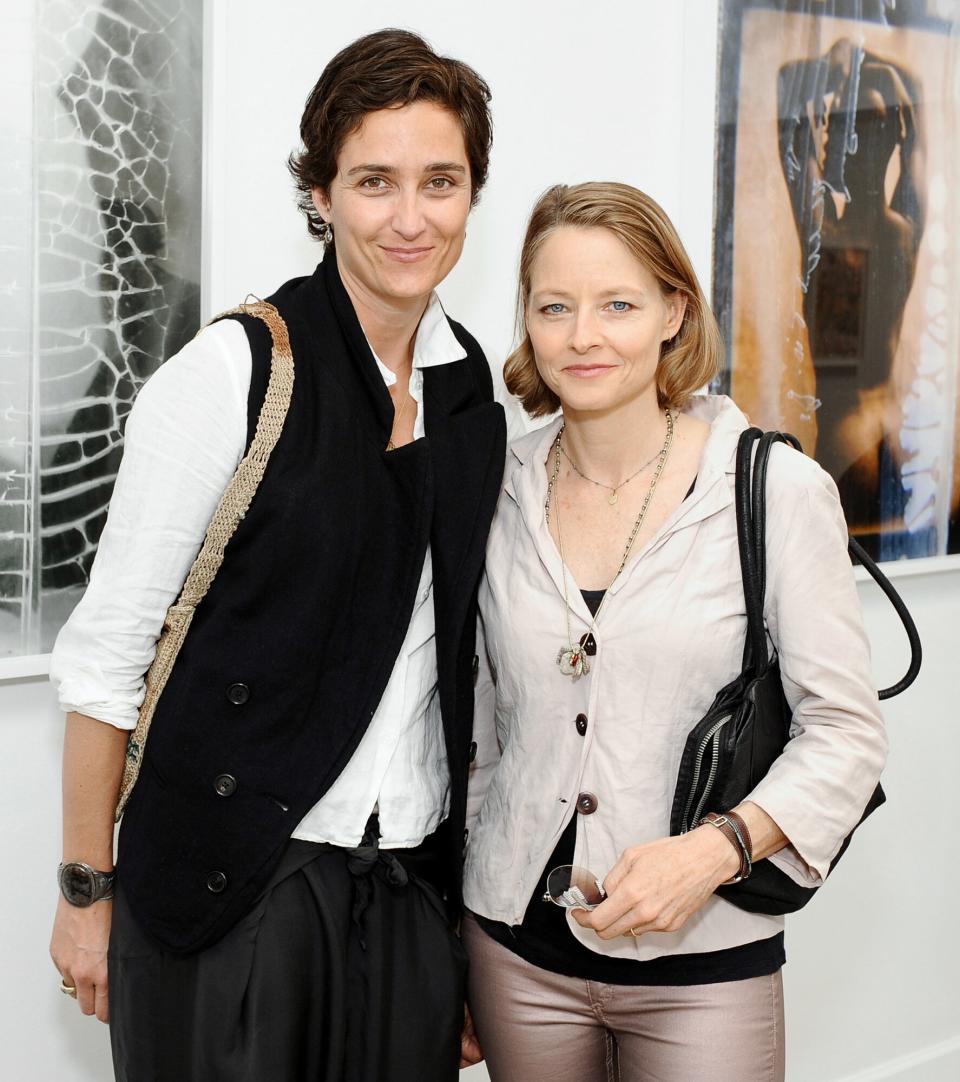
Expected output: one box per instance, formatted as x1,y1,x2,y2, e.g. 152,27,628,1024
560,443,662,505
385,382,412,451
545,410,675,679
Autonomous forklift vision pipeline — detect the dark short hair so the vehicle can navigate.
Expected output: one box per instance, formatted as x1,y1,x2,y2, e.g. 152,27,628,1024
288,29,493,240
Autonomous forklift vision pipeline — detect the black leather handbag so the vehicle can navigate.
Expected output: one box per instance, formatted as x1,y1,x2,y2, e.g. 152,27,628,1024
669,428,921,915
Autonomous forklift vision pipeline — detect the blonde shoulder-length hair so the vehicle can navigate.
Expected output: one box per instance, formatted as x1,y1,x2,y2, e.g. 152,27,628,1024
504,182,723,417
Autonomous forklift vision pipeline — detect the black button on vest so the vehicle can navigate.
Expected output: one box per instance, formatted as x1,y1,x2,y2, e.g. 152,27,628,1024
214,774,237,797
226,683,250,706
468,741,477,763
206,871,227,894
575,713,588,736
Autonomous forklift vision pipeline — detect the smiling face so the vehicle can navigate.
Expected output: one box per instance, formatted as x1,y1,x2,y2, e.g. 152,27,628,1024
311,100,473,309
526,226,686,416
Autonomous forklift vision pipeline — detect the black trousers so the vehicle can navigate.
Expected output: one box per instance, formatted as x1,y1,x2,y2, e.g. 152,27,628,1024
109,820,466,1082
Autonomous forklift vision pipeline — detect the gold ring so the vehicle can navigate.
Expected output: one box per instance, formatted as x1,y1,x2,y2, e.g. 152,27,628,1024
628,927,642,938
59,980,78,998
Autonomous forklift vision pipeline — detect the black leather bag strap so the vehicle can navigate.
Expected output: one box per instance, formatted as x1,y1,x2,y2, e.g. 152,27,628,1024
848,536,922,699
736,429,801,678
734,427,921,700
750,430,802,600
735,427,767,678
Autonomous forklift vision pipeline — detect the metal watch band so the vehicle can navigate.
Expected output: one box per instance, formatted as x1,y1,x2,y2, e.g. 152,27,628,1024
58,862,116,906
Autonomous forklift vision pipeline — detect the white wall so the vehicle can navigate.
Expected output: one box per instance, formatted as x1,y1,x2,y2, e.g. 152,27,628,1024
3,1,957,1078
202,0,719,353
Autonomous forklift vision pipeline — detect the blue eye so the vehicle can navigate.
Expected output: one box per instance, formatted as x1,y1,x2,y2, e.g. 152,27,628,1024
542,303,566,315
609,300,632,312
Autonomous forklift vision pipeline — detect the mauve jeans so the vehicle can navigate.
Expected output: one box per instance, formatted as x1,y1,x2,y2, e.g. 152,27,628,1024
462,913,785,1082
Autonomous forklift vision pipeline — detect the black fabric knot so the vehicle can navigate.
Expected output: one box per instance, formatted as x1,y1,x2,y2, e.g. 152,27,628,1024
345,842,380,880
344,816,410,950
377,852,409,888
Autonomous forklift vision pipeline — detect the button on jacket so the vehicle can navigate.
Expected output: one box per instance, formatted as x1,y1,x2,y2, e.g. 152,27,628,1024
464,394,887,962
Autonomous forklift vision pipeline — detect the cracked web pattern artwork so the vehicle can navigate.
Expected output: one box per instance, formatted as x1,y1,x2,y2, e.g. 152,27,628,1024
0,0,202,658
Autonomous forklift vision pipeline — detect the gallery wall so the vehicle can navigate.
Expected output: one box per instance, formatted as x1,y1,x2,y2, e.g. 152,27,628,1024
1,1,957,1079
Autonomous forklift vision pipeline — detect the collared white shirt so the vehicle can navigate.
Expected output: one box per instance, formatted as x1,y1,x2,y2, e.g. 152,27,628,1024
464,395,887,959
50,291,523,849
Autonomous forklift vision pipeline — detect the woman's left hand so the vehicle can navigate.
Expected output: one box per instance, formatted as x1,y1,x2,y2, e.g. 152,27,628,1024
571,826,740,939
459,1003,483,1068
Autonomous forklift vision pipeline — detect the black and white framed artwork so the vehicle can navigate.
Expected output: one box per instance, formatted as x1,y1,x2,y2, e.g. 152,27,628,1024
1,0,203,659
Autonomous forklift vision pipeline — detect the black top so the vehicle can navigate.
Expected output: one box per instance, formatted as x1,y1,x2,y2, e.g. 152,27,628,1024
473,476,786,985
116,251,507,953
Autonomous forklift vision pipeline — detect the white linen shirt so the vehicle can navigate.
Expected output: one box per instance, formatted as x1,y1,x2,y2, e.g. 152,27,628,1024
50,292,523,849
464,394,888,959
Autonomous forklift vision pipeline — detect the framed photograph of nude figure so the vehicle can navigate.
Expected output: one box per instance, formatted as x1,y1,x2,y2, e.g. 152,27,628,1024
712,0,960,563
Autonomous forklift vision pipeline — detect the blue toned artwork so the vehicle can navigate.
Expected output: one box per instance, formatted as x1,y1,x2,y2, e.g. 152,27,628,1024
712,0,960,563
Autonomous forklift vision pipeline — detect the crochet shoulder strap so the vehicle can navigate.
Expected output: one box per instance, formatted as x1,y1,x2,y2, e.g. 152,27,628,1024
115,298,295,818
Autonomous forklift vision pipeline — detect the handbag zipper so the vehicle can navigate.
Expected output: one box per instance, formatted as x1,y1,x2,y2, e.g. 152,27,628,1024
681,714,731,832
689,730,723,830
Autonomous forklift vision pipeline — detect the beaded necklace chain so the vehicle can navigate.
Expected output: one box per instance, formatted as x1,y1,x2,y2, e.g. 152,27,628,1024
385,382,412,451
560,443,662,505
545,410,675,678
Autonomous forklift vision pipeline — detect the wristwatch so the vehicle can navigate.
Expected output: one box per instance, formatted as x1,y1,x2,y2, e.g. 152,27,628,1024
57,862,116,907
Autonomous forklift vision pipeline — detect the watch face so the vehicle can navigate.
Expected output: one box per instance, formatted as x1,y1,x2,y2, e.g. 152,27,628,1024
60,864,96,906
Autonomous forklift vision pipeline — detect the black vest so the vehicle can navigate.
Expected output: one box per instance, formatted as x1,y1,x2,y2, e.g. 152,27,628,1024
116,254,507,952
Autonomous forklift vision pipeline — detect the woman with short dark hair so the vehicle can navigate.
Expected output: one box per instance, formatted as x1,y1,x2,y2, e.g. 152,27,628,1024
463,182,887,1081
49,29,505,1081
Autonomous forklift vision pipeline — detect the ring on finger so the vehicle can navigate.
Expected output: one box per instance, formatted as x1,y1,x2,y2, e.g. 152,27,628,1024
627,927,642,937
59,979,78,998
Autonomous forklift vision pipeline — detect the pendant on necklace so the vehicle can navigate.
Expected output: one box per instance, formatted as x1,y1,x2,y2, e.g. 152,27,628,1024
386,440,396,451
579,632,597,657
557,646,590,678
608,491,619,505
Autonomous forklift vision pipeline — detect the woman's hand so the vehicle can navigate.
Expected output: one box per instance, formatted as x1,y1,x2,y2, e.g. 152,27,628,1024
51,713,128,1024
50,896,112,1023
459,1003,483,1068
571,826,739,940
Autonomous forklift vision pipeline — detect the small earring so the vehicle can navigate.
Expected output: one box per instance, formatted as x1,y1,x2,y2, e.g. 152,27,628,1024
319,221,333,244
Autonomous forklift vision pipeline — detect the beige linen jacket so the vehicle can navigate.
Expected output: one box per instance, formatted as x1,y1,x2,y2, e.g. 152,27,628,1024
463,394,887,961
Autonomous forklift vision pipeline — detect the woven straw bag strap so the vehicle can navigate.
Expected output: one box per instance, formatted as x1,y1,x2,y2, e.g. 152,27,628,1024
175,299,294,609
115,298,295,818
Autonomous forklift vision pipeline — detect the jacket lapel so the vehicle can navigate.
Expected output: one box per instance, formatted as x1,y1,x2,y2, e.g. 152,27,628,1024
423,358,506,750
302,253,397,445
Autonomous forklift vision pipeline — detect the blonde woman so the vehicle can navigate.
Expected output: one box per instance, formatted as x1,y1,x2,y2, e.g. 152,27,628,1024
462,182,886,1081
